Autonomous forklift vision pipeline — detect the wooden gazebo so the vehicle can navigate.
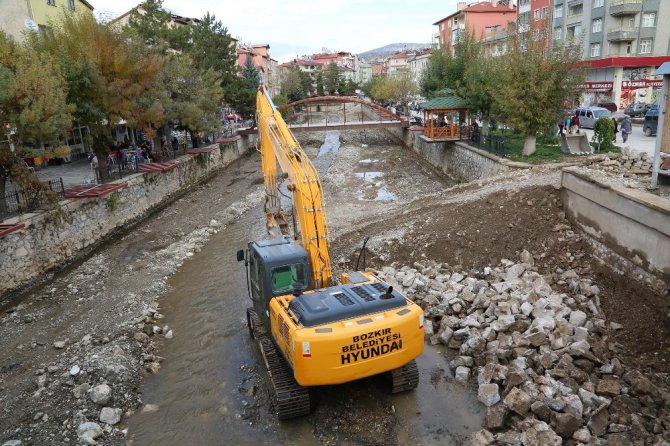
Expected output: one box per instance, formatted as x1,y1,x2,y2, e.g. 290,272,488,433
421,89,469,140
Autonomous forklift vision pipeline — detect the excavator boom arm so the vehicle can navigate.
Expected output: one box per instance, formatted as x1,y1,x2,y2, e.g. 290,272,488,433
256,87,332,288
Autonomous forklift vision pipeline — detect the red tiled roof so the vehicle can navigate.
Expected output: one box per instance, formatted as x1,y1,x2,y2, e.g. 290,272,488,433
433,2,515,25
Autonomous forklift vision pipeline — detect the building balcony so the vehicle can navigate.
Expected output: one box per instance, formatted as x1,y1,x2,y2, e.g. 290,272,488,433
567,0,583,6
609,0,642,17
607,26,639,42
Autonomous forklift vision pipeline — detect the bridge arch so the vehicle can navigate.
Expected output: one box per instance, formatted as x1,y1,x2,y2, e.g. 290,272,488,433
278,96,404,122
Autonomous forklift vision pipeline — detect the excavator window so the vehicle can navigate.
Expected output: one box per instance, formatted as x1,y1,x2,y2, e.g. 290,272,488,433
271,264,306,294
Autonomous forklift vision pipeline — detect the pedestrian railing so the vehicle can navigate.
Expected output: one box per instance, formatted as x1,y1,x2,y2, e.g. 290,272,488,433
1,178,65,220
461,132,510,158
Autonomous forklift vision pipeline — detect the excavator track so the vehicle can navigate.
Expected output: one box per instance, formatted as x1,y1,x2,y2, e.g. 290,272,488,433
247,308,311,420
389,359,419,394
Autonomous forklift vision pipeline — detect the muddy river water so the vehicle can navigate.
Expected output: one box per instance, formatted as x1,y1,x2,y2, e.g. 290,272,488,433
127,131,484,445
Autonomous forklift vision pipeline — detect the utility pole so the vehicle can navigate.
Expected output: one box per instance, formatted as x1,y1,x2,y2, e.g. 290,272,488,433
651,63,670,188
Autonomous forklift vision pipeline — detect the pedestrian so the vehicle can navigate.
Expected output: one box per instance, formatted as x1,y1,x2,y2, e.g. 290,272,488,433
89,152,98,170
471,121,479,143
566,117,572,134
621,116,632,143
558,119,565,136
612,118,618,142
572,113,580,134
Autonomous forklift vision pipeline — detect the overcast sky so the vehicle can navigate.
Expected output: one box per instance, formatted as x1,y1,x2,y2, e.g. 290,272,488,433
87,0,460,61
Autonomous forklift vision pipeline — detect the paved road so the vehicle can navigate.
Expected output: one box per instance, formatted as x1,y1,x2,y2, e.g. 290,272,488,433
35,159,96,186
578,123,658,157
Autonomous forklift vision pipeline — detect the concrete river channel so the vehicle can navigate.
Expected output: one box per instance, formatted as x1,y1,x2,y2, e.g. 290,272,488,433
127,130,484,445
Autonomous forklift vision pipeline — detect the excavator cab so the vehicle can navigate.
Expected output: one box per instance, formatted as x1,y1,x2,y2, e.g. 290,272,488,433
238,238,312,329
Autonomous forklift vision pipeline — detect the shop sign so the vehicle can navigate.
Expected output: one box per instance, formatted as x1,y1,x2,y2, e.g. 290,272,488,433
622,79,663,89
577,82,613,90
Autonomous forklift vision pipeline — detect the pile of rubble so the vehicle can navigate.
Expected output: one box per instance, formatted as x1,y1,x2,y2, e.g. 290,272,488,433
587,149,670,177
379,254,670,445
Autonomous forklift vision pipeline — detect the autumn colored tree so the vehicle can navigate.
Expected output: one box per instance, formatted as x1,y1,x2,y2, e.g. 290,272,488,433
493,23,585,155
0,31,73,214
33,14,163,181
365,73,417,115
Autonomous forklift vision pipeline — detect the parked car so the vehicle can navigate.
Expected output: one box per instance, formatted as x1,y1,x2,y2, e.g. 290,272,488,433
575,107,612,129
624,102,650,117
596,102,617,113
643,105,659,137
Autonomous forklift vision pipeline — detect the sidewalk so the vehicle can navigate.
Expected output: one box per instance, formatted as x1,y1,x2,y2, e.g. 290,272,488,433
578,124,658,157
35,159,96,186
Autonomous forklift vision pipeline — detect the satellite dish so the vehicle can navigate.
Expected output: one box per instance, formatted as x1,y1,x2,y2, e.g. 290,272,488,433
24,18,38,31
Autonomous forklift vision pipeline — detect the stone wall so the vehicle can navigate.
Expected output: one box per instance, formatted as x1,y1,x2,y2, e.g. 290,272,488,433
383,124,530,182
0,137,256,298
561,167,670,284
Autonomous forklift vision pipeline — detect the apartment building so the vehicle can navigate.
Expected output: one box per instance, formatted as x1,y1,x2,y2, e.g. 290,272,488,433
358,62,373,85
552,0,670,108
0,0,94,41
433,1,517,53
408,50,432,85
387,52,408,75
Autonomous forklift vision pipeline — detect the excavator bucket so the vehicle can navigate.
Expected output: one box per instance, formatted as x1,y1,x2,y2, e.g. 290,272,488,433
561,133,593,154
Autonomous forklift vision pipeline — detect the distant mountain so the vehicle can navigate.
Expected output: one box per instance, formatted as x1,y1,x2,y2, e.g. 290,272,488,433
358,43,431,61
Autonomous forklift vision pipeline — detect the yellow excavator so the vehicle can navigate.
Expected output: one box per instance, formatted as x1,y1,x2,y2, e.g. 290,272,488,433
236,87,424,419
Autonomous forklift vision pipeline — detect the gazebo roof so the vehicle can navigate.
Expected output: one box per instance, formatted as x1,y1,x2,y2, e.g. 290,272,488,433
421,95,468,110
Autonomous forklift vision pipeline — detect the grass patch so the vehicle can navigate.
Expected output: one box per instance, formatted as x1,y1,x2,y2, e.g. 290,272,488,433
490,130,620,164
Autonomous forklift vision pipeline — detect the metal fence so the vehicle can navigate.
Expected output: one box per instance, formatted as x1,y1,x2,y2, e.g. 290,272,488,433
1,178,65,220
462,132,510,158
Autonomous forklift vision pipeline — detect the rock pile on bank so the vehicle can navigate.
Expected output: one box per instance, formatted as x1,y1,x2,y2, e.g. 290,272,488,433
379,253,670,445
586,149,670,177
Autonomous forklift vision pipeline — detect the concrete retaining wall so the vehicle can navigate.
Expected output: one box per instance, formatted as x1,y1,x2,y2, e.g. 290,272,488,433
0,136,256,297
561,167,670,283
382,124,529,182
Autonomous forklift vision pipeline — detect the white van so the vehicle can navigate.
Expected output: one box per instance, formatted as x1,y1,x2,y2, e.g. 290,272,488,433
576,107,612,129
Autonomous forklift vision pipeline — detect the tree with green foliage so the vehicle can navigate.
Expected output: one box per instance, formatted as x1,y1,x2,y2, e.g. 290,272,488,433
340,77,358,96
0,31,74,213
242,55,262,87
33,14,163,181
227,56,262,120
281,66,307,103
592,117,615,152
420,38,478,99
272,93,288,108
123,0,175,50
462,50,501,135
187,13,246,117
299,70,313,97
325,61,341,95
492,23,586,155
316,71,324,96
124,2,226,140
